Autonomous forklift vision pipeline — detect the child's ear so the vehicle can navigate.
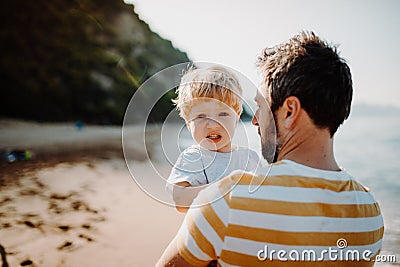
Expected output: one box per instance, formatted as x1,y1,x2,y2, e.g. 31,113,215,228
236,113,240,124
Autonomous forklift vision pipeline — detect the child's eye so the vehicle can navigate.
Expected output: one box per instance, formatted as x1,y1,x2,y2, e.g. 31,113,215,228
219,112,229,117
197,114,206,119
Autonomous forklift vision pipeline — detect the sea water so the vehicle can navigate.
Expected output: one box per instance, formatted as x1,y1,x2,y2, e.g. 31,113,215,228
335,111,400,265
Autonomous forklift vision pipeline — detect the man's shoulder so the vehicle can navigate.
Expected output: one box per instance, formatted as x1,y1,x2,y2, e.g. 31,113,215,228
228,160,353,186
256,160,353,179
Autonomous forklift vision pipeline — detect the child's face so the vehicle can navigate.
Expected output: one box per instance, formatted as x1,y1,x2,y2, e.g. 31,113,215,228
186,98,239,153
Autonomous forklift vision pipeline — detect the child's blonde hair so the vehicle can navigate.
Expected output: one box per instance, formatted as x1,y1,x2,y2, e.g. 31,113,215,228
173,65,243,120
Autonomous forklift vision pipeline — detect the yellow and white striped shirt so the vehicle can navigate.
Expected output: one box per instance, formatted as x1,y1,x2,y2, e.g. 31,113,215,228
177,160,384,266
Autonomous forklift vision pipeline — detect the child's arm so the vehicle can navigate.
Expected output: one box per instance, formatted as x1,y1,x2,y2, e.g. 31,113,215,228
173,181,205,213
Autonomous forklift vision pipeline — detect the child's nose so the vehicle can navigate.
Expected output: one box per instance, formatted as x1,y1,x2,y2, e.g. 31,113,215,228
206,118,220,129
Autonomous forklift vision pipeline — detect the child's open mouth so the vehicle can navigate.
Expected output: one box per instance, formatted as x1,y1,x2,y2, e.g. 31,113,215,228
206,133,222,143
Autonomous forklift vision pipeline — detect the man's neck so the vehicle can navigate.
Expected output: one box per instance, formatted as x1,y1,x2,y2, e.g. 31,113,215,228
277,127,340,171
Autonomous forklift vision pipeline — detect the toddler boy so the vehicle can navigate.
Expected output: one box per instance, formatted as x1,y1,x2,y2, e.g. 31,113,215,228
168,65,260,212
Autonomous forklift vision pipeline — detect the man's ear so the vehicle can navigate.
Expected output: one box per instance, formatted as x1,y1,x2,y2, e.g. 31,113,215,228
282,96,301,129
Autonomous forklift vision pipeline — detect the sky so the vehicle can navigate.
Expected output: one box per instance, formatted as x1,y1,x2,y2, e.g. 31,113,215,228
125,0,400,107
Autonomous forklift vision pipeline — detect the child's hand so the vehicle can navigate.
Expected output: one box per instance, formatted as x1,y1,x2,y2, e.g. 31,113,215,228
173,181,204,213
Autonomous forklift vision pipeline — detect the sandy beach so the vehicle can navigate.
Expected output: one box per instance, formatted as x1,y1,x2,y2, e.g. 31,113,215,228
0,120,185,266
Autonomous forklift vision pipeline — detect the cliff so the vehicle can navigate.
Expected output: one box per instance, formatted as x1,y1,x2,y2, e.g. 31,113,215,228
0,0,191,124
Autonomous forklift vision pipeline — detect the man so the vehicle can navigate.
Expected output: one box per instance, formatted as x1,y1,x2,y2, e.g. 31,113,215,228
157,31,384,266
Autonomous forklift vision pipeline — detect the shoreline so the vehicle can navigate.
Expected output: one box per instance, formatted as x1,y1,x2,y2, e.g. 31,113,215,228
0,119,151,182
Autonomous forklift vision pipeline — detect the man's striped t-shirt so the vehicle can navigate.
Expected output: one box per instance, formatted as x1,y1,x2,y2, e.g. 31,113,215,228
176,160,384,266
